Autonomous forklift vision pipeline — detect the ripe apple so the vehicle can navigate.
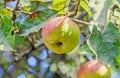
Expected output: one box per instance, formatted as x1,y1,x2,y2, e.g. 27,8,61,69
42,16,80,54
77,60,111,78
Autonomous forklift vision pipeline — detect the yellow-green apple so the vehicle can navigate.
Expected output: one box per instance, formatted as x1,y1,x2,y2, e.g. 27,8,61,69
77,60,111,78
42,16,80,54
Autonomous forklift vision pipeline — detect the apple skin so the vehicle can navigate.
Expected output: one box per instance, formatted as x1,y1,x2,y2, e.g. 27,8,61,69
42,16,80,54
77,60,111,78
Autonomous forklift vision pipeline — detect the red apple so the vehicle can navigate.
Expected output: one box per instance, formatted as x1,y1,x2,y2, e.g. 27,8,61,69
42,16,80,54
77,60,111,78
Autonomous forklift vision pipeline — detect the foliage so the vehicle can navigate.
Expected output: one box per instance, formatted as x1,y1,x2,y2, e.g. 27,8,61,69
0,0,120,78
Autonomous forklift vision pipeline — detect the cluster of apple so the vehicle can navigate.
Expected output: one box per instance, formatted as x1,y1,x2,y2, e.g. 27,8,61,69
42,16,111,78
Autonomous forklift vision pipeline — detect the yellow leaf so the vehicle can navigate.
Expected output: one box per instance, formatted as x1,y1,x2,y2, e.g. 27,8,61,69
80,0,93,17
53,0,68,14
0,8,11,16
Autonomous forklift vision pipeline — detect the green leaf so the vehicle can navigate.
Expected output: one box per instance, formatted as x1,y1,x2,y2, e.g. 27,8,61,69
88,26,108,61
80,0,92,17
52,0,68,14
79,45,93,55
1,16,13,36
19,9,57,36
0,30,15,52
115,54,120,67
88,22,120,67
15,35,29,51
0,15,15,51
103,22,120,43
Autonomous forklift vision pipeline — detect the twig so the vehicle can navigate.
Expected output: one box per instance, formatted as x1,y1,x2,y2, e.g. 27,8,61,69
12,0,20,21
12,10,31,15
71,18,89,25
4,0,7,7
14,42,45,62
69,0,81,17
26,36,35,50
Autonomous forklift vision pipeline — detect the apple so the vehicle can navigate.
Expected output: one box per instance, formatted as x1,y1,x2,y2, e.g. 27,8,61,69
77,60,111,78
42,16,80,54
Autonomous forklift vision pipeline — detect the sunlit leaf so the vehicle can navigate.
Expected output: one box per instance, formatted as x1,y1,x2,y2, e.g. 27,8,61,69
115,54,120,67
53,0,68,14
0,8,11,16
80,0,92,17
